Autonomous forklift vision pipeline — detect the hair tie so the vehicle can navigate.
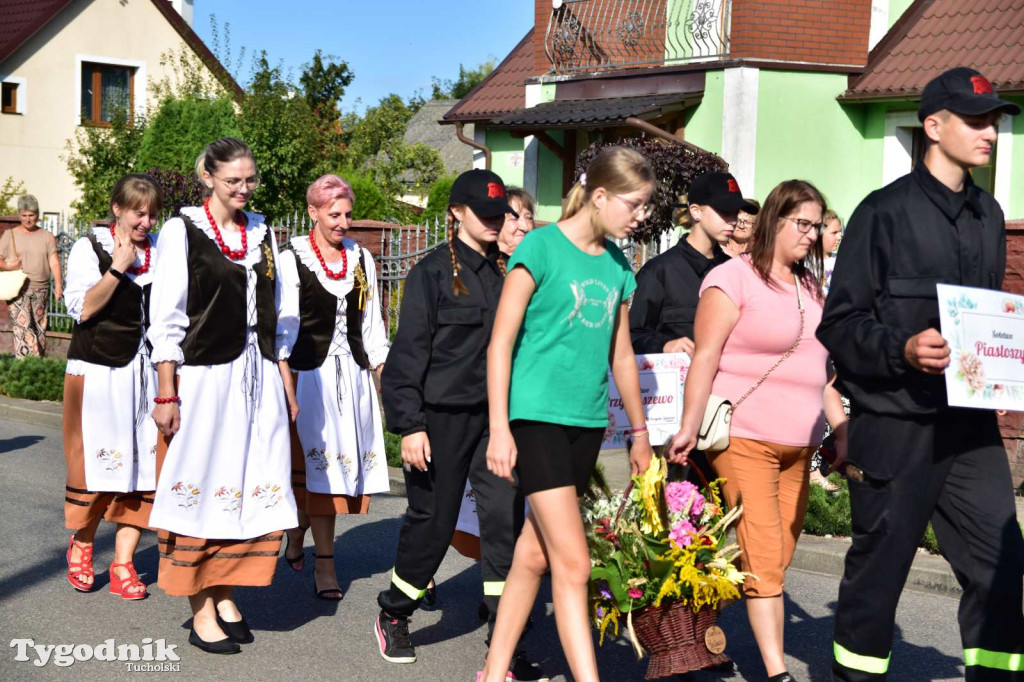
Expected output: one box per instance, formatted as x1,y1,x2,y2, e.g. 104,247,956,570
578,172,587,188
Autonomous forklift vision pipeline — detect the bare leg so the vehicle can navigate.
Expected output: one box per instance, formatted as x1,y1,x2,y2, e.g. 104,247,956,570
69,514,103,587
284,510,309,570
111,524,145,596
214,585,243,623
747,595,786,676
483,486,598,682
311,514,342,598
190,588,228,641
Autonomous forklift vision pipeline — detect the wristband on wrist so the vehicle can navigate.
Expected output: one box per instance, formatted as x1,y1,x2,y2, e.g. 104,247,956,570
630,425,648,434
153,396,179,405
108,267,125,280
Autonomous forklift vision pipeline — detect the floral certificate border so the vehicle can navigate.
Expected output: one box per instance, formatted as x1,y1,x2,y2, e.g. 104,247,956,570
937,283,1024,411
602,352,690,449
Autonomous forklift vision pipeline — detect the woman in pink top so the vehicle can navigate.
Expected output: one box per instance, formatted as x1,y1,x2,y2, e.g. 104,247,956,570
667,180,848,682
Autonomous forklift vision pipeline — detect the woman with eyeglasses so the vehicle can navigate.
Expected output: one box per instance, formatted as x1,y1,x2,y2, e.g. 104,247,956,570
147,137,298,655
666,180,848,682
723,199,761,257
496,187,536,257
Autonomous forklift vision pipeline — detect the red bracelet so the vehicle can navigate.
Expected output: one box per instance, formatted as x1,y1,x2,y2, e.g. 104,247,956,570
154,396,180,405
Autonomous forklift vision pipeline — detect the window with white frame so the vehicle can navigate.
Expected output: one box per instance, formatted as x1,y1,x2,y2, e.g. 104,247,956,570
1,77,26,115
74,56,146,127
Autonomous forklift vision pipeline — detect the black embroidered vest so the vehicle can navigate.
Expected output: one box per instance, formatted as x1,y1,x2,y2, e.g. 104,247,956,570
179,215,278,365
66,234,149,368
288,248,371,371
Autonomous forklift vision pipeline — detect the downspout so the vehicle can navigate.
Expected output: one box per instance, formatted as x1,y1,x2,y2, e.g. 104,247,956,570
455,121,492,170
624,117,728,169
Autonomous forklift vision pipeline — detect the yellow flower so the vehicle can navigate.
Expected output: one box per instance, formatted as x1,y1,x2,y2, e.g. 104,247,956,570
639,456,666,535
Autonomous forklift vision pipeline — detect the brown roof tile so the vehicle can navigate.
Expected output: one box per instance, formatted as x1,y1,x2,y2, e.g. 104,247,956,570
0,0,72,63
843,0,1024,100
443,27,540,123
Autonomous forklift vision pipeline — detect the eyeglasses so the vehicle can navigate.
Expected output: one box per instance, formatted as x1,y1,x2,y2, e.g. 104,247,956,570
611,194,654,220
782,216,823,234
213,174,261,192
735,219,755,230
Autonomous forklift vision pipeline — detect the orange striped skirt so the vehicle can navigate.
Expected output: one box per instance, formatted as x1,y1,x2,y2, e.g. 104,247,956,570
154,431,283,597
63,374,152,530
290,423,371,517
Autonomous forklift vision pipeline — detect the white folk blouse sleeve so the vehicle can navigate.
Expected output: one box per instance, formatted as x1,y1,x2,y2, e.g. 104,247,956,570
146,218,190,366
361,248,390,369
274,241,300,360
63,237,101,323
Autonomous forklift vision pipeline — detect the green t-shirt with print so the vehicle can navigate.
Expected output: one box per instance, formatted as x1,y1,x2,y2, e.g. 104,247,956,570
507,224,637,427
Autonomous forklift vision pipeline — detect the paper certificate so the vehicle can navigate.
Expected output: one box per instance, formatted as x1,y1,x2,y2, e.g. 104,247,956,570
938,284,1024,410
603,353,690,449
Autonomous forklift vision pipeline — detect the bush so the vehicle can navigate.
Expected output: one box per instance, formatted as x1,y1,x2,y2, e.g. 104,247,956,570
343,171,389,222
573,137,728,244
137,97,240,174
0,355,66,401
802,475,940,553
146,167,206,216
384,429,402,468
421,174,457,226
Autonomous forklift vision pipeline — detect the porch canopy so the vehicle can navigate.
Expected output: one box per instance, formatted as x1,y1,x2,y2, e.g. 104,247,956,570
487,93,697,131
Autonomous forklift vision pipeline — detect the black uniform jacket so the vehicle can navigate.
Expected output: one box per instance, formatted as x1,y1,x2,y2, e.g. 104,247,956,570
629,239,730,354
382,239,505,436
817,162,1006,417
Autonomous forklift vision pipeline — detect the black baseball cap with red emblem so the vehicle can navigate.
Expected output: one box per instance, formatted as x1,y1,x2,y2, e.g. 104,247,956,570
918,67,1021,122
449,169,518,219
688,172,759,214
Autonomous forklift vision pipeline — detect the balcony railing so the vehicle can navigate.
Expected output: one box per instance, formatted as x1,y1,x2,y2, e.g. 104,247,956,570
545,0,731,75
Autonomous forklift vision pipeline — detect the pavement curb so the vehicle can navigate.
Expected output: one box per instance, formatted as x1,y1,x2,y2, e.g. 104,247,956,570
0,394,973,599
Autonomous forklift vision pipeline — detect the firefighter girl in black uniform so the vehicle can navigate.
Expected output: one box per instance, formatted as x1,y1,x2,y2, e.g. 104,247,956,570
375,169,546,681
819,68,1024,682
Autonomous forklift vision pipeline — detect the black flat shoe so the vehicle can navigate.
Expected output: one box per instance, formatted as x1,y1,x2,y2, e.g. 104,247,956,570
216,615,254,644
188,628,241,654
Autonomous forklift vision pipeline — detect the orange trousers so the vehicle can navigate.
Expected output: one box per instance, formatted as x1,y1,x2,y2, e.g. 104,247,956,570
709,436,814,597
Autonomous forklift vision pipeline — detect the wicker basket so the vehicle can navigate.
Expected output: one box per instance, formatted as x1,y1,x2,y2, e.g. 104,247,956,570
631,601,730,679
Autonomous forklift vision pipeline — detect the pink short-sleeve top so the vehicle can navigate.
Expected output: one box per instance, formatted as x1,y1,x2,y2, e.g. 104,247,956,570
699,256,828,447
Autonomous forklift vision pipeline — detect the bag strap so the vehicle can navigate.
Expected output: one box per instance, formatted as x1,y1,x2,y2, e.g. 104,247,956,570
9,229,17,259
732,278,805,411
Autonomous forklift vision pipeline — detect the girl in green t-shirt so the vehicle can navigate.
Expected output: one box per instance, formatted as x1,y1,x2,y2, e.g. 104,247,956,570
480,147,655,682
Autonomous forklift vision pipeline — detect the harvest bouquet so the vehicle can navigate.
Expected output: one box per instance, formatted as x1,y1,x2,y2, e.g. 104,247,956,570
582,457,750,678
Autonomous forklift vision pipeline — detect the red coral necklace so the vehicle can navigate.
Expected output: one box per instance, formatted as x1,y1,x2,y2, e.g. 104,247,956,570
308,229,347,280
108,224,151,275
204,198,248,260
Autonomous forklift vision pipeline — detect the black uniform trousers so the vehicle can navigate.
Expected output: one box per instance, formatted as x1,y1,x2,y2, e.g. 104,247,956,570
378,406,523,628
833,409,1024,682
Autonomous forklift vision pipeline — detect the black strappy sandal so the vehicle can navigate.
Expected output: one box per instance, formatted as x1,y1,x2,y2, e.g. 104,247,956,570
312,554,343,600
283,525,308,572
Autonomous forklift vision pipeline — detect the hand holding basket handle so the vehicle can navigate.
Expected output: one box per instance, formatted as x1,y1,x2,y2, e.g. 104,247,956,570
0,230,29,302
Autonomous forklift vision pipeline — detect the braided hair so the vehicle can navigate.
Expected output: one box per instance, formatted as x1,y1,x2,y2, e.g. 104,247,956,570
446,205,507,295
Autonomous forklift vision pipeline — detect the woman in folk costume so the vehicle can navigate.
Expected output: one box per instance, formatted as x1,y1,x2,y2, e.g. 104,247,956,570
63,174,162,600
277,174,390,600
148,138,298,655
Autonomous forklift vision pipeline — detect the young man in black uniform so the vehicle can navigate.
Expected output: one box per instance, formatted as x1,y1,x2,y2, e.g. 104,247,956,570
818,67,1024,681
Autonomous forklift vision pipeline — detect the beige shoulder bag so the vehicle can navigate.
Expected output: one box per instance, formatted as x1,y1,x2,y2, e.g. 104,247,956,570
697,279,805,452
0,230,29,302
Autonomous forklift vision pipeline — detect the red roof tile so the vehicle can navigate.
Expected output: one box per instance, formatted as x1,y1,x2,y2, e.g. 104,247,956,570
443,28,540,123
843,0,1024,100
0,0,72,63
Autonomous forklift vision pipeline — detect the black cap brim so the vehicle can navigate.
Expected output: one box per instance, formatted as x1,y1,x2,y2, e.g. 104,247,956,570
466,199,518,219
706,194,759,215
922,95,1021,121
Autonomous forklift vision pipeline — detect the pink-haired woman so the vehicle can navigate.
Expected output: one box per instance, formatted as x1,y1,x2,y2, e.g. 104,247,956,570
277,174,390,600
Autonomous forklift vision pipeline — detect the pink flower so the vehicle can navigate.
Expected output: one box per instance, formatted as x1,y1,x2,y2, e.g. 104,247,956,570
669,519,697,548
959,352,986,392
628,588,643,599
665,481,705,519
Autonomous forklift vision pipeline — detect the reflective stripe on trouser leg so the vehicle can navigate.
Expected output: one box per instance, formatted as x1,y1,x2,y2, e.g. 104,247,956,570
391,569,426,601
834,642,891,675
965,649,1024,673
483,580,504,597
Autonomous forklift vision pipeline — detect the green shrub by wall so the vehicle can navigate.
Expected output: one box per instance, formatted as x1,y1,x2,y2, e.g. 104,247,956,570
0,355,66,402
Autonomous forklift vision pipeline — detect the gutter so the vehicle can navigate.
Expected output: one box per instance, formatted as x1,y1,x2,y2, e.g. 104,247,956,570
455,122,491,171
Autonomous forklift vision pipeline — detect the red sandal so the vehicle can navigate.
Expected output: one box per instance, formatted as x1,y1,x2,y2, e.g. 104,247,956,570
66,535,95,592
109,561,148,600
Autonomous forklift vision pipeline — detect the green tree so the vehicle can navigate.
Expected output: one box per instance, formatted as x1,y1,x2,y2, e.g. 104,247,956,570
0,177,27,215
421,174,457,225
342,170,389,221
137,97,240,174
300,50,353,171
430,60,495,100
64,108,148,220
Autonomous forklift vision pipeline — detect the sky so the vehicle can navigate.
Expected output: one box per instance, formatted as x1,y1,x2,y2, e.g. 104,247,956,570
193,0,533,113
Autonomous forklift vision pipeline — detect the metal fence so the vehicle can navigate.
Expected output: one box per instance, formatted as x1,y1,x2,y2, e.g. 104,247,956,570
43,212,662,339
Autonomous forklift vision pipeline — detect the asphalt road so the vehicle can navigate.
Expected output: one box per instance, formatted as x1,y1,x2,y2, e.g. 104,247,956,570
0,418,967,681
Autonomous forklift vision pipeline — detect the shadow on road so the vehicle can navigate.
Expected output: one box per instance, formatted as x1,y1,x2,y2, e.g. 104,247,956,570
0,434,45,454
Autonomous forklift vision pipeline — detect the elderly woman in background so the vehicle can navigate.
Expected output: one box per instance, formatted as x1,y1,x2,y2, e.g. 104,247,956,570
723,198,760,257
0,194,63,357
496,187,536,257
